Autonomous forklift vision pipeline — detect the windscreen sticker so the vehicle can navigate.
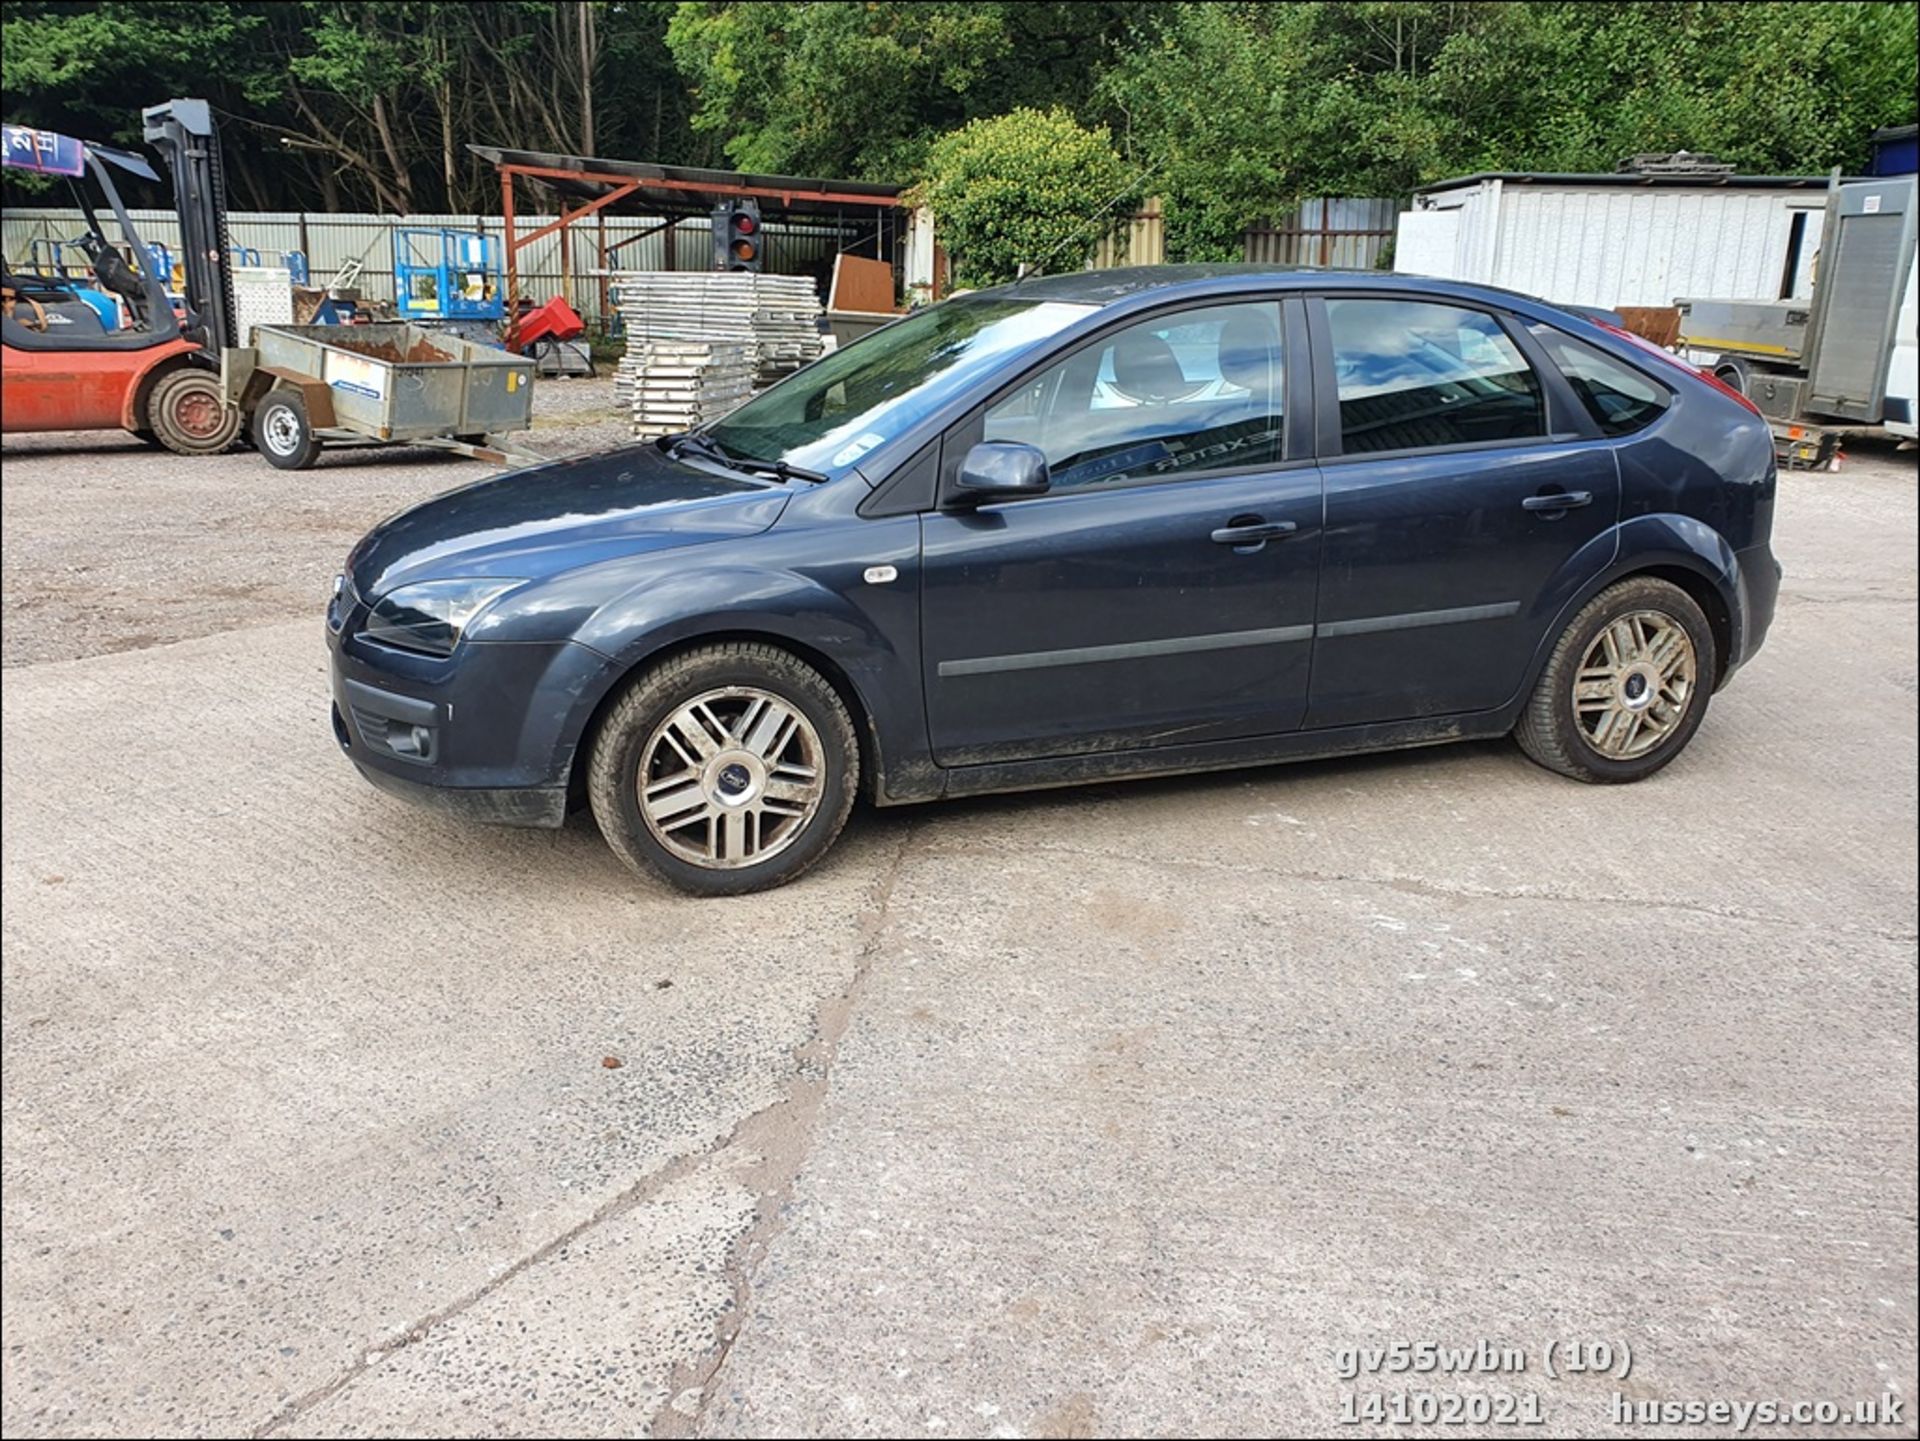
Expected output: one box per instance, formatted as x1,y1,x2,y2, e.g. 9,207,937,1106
832,431,886,467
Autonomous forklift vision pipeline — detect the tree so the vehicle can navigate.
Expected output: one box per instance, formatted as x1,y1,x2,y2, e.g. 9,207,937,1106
3,0,1913,221
0,1,273,200
1,1,701,212
1098,1,1919,261
921,107,1131,285
663,1,1155,180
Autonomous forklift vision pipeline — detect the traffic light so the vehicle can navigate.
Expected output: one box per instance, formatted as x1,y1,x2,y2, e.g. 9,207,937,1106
711,200,763,273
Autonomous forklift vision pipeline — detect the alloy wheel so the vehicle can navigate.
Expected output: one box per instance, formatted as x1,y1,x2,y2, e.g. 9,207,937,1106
637,687,825,868
1571,609,1697,759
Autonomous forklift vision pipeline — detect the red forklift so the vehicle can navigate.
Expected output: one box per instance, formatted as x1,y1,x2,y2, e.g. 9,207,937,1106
2,100,243,453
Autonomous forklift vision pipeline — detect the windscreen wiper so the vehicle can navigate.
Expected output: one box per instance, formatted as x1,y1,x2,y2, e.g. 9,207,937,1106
738,457,829,484
665,432,738,468
665,432,826,484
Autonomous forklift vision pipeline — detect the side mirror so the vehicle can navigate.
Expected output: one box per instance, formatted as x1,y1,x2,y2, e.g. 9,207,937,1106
944,441,1050,508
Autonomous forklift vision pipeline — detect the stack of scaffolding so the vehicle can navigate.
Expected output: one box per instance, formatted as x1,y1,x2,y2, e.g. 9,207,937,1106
611,272,824,434
741,274,827,385
617,340,756,439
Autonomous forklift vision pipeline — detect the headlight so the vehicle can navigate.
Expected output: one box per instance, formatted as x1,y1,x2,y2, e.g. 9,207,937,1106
362,578,522,656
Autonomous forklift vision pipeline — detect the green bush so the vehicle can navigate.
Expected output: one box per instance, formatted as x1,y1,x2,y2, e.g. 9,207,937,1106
922,107,1132,287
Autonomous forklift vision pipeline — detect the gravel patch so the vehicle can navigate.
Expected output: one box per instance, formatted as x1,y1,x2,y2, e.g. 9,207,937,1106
1,376,634,668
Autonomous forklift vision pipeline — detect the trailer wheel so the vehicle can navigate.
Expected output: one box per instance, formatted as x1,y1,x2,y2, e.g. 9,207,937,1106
252,390,321,470
148,368,241,456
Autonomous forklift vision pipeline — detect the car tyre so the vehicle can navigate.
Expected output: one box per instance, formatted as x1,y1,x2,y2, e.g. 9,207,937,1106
588,642,860,895
252,389,321,470
148,367,241,456
1516,576,1716,783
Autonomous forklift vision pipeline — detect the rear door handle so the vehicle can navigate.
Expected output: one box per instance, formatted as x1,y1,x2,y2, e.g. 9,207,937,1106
1522,490,1593,512
1211,520,1298,545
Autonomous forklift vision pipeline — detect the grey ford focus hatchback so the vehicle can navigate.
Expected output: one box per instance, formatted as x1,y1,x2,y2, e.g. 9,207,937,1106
330,267,1780,894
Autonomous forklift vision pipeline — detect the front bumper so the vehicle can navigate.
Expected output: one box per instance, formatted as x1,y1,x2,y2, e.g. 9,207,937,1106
344,745,570,827
328,617,615,829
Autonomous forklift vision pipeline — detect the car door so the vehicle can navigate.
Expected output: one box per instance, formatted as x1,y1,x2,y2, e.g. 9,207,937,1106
1303,293,1620,730
919,298,1322,767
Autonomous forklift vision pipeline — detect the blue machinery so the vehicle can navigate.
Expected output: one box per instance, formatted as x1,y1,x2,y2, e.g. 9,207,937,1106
394,228,503,323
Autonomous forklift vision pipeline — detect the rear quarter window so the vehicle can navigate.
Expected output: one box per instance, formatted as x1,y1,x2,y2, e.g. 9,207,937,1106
1531,326,1672,436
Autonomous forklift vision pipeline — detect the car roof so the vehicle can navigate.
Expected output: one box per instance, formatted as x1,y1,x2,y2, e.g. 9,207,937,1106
962,264,1558,314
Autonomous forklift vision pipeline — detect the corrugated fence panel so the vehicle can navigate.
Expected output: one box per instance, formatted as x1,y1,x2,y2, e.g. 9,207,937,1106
1243,197,1396,268
4,208,850,313
1090,198,1165,269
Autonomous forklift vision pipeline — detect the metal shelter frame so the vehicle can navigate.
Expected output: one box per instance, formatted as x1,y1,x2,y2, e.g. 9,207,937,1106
471,145,908,344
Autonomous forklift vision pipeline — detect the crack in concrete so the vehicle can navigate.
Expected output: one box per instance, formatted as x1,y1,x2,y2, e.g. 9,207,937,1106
649,818,921,1438
250,1106,755,1435
253,823,922,1440
920,837,1918,943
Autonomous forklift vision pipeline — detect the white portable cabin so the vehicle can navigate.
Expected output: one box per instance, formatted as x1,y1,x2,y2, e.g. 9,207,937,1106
1394,171,1837,309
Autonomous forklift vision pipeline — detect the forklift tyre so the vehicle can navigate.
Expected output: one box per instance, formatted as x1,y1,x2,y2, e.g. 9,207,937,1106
252,389,321,471
148,368,242,456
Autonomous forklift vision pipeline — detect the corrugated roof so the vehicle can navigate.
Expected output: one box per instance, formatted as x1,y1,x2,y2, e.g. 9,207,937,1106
1416,170,1839,195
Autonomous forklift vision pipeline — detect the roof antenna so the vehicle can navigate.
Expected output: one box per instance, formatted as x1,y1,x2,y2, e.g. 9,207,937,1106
1012,154,1163,284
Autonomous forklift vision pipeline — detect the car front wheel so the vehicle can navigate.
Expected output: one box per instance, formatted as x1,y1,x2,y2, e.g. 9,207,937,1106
1515,576,1716,783
588,642,860,895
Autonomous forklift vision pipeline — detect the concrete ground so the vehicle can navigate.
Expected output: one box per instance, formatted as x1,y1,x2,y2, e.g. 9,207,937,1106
2,400,1915,1438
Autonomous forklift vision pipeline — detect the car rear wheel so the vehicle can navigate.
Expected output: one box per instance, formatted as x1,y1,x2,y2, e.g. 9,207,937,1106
588,642,860,895
148,368,241,456
1515,576,1716,783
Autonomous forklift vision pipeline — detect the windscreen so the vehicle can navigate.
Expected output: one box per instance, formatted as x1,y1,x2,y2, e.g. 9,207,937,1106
705,297,1099,478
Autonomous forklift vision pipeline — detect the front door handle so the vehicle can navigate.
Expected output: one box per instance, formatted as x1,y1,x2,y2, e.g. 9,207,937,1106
1211,519,1298,546
1522,490,1593,513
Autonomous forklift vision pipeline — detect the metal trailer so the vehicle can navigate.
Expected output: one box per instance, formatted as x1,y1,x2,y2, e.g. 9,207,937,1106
222,320,539,470
1677,174,1919,468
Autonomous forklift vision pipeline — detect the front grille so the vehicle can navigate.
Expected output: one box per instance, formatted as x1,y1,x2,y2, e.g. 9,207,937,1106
348,704,436,764
348,704,390,748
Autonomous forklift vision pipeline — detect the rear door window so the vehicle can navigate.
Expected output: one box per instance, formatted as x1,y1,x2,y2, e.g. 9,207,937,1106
1324,298,1545,454
1529,326,1671,436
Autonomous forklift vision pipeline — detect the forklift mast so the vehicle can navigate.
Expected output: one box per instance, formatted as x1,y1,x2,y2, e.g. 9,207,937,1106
141,98,236,353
